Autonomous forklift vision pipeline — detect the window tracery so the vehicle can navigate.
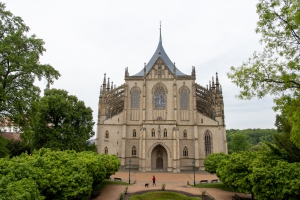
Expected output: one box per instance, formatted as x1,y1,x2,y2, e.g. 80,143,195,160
164,129,167,137
205,131,212,156
183,146,188,157
183,130,187,138
152,129,155,137
132,146,137,156
154,85,166,110
180,88,188,109
131,89,139,109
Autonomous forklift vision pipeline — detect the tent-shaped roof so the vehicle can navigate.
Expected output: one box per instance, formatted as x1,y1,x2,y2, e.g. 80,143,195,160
133,27,187,76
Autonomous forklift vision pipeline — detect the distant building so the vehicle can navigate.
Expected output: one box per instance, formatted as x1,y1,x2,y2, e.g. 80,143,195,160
96,26,227,172
0,118,21,140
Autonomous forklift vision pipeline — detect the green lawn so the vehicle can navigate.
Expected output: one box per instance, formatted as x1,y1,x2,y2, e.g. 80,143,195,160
194,183,234,192
129,191,201,200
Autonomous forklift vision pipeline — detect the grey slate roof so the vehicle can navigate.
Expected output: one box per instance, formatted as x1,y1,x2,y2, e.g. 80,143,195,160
133,33,187,76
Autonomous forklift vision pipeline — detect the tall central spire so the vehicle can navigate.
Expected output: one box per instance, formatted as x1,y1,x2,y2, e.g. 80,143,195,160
160,21,162,42
133,24,187,76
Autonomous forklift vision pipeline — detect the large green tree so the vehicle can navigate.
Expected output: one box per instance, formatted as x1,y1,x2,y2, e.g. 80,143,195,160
32,89,95,151
0,3,60,127
227,0,300,147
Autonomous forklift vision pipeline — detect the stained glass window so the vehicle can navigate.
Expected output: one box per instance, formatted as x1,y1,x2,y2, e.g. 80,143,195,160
131,89,139,109
154,85,165,109
181,88,188,109
205,131,212,156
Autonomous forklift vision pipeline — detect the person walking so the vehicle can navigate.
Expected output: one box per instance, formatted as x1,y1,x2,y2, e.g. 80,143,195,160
152,175,156,186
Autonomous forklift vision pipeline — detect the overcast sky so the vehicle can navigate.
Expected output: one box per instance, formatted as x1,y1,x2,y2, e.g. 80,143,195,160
3,0,276,130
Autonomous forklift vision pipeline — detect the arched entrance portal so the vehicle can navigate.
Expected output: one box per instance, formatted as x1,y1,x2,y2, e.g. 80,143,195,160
151,145,168,171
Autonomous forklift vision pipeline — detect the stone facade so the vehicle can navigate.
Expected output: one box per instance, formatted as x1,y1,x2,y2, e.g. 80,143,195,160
96,29,227,172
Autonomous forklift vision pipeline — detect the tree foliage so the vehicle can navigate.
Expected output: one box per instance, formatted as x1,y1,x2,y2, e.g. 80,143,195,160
217,151,256,195
0,148,120,200
226,129,276,153
32,89,95,151
0,3,60,126
204,152,229,174
227,0,300,147
227,0,300,100
274,114,300,162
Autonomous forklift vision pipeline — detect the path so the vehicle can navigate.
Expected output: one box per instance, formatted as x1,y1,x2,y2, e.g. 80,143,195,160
96,169,251,200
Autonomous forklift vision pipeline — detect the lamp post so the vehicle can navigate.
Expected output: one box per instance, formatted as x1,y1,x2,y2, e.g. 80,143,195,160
129,159,132,184
192,160,195,186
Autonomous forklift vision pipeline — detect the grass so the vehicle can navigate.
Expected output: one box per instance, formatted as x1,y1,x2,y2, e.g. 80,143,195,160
129,191,201,200
194,183,234,192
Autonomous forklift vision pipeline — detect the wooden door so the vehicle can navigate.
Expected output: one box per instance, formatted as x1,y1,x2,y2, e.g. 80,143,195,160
156,157,163,169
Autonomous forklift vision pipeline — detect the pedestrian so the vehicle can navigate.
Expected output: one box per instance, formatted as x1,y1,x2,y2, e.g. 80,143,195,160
152,175,156,186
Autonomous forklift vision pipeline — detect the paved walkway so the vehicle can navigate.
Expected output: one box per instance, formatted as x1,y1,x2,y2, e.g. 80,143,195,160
96,170,251,200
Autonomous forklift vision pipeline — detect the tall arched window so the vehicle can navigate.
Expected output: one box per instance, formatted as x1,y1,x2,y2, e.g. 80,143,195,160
164,129,167,137
105,131,109,138
183,130,187,138
154,85,166,109
205,131,212,156
183,146,188,157
104,147,108,154
152,129,155,137
131,89,139,109
132,146,137,156
133,129,136,137
180,88,188,109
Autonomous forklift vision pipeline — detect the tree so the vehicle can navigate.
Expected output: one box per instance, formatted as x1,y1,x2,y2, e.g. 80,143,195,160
217,151,257,198
204,152,229,174
228,133,250,154
32,89,95,151
274,113,300,162
0,3,60,127
227,0,300,147
0,134,9,157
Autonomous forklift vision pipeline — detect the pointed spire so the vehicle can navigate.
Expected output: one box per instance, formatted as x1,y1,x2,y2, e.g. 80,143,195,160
173,62,176,76
159,21,162,43
103,73,106,85
216,72,219,84
107,77,110,91
102,73,107,93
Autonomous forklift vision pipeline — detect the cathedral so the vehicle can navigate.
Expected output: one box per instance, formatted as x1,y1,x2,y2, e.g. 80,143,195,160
96,27,227,172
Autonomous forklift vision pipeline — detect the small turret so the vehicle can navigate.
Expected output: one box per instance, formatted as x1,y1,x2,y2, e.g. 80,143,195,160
192,66,195,77
215,72,220,93
144,63,146,76
107,78,110,92
111,81,113,90
211,76,215,93
173,62,176,76
102,73,107,93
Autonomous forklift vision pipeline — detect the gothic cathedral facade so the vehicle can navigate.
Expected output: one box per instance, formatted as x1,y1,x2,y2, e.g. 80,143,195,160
96,29,227,172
